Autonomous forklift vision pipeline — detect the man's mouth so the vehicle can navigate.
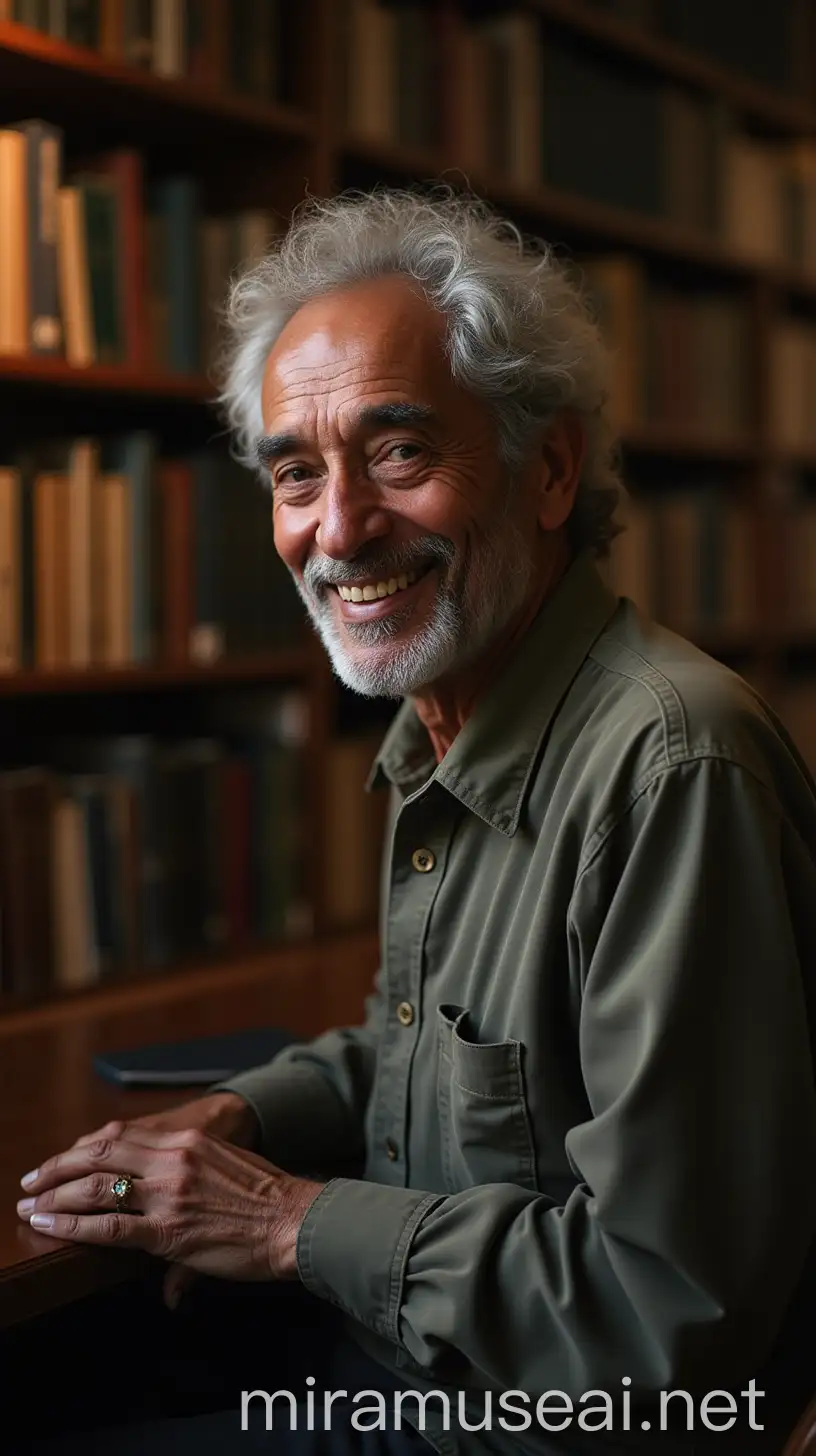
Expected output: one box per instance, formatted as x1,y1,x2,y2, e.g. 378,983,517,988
326,563,436,620
335,568,420,603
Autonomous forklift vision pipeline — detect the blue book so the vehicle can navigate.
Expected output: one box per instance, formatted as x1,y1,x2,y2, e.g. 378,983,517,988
93,1026,296,1086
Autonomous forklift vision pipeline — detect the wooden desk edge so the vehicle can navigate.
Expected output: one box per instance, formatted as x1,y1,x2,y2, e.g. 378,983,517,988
1,1243,154,1329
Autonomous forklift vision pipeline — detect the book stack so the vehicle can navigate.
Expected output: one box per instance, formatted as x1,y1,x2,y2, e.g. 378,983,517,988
3,1,285,98
0,437,305,672
0,690,311,999
0,121,281,370
582,256,751,439
606,486,755,641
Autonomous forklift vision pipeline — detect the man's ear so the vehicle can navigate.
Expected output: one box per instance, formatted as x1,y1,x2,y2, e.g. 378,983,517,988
537,413,586,532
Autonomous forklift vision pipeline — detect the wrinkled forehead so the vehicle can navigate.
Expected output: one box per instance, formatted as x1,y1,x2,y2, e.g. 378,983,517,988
260,277,454,424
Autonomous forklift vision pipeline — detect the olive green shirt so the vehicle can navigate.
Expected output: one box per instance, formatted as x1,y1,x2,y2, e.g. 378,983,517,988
220,552,816,1454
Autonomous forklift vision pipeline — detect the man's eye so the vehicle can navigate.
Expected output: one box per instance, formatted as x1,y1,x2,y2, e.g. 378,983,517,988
387,443,421,461
278,465,312,485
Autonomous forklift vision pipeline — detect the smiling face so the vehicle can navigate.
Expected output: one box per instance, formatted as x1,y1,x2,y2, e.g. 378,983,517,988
258,275,545,698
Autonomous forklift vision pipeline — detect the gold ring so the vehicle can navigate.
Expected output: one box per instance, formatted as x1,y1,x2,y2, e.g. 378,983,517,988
111,1175,134,1213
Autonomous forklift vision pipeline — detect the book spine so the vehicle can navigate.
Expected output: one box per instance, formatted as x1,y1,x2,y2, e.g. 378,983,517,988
21,121,63,355
56,186,95,366
0,131,29,355
0,468,21,670
158,457,193,660
155,175,200,373
81,178,125,364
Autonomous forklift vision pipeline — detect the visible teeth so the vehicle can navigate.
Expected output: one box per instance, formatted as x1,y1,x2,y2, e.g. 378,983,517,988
337,568,424,604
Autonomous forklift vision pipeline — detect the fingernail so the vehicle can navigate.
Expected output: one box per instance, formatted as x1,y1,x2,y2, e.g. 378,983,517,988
17,1198,35,1214
30,1213,54,1230
20,1170,38,1188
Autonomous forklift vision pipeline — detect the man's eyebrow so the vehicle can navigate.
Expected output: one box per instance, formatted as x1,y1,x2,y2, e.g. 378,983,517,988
356,403,437,429
255,433,303,466
254,404,436,467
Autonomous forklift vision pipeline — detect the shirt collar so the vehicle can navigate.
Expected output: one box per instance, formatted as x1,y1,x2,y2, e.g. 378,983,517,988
366,551,620,835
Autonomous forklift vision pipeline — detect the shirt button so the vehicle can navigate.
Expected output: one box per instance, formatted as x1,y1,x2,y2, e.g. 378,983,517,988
412,847,435,873
385,1138,399,1161
396,1000,415,1027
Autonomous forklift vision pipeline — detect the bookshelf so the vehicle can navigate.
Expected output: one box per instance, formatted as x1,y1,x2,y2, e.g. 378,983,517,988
1,0,816,1017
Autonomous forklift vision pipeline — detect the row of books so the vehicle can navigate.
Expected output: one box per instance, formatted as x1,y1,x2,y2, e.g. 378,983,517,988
584,257,750,439
0,122,280,370
0,434,305,672
1,0,286,100
0,709,391,1002
344,4,816,276
0,694,311,999
609,485,816,641
606,486,755,639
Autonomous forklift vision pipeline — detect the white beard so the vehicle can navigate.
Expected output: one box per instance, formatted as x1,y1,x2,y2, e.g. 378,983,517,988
292,515,536,699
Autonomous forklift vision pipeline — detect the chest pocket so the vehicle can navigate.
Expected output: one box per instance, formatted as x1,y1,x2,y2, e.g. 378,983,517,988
436,1003,538,1194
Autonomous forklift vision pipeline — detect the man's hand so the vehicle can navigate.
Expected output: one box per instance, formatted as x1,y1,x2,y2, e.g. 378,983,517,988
16,1127,322,1281
70,1092,261,1154
65,1094,262,1306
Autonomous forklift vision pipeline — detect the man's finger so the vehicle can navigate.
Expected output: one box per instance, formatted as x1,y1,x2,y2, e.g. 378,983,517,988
24,1210,151,1247
17,1172,148,1220
20,1138,156,1196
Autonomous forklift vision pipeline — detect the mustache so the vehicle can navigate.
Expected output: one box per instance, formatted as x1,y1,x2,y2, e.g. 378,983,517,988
304,534,455,592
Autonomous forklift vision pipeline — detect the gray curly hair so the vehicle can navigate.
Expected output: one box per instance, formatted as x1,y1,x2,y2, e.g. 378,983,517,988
217,188,623,556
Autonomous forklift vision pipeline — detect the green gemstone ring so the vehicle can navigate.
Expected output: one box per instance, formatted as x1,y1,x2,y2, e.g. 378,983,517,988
111,1175,134,1212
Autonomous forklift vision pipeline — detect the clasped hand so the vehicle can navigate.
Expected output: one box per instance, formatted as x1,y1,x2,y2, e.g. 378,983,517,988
16,1120,322,1281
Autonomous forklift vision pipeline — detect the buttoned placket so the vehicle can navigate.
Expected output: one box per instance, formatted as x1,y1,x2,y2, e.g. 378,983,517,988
368,780,453,1186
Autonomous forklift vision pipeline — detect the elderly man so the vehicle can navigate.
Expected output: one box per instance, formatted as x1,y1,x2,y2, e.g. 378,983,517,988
15,191,816,1455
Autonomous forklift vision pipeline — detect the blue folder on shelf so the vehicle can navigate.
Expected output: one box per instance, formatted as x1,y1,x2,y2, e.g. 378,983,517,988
93,1026,296,1087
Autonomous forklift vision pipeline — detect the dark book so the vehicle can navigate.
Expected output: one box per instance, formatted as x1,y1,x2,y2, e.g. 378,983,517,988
77,176,124,364
122,0,153,68
190,449,224,664
85,151,149,369
65,0,100,47
152,175,201,373
108,432,156,662
11,120,63,356
394,4,438,152
93,1025,296,1086
157,456,193,661
0,768,56,1000
542,36,662,217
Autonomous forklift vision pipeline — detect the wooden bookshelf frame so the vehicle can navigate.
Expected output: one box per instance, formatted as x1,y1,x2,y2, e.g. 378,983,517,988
0,0,811,1017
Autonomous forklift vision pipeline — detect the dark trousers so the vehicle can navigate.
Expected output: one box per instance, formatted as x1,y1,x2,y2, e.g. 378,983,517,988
2,1267,433,1454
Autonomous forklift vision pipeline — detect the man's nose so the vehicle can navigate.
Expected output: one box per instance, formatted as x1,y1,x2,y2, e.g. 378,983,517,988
314,467,390,560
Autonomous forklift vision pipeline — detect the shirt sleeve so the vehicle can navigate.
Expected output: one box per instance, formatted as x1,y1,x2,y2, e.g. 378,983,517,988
211,966,385,1173
297,756,816,1396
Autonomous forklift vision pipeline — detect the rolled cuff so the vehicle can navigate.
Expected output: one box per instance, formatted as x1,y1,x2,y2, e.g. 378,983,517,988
296,1177,443,1342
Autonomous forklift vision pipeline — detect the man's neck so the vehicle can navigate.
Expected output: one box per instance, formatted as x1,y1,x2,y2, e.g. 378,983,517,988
411,535,573,764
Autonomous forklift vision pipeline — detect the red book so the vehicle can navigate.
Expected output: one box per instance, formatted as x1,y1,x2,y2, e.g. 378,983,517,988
157,459,193,662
